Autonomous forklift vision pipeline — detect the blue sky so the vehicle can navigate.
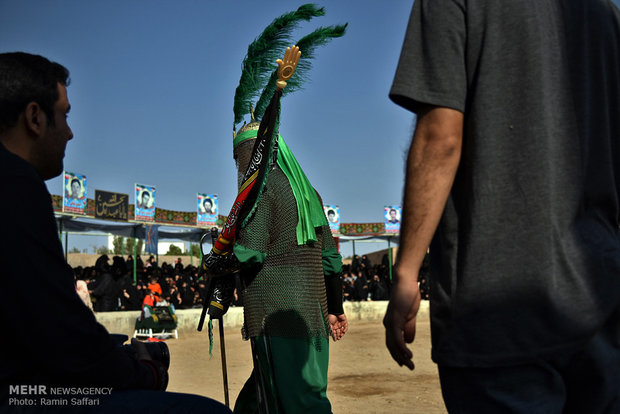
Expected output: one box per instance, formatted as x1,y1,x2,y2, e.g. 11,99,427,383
2,0,619,257
0,1,415,256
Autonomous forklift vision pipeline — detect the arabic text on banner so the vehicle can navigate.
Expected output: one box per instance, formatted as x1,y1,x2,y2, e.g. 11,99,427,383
94,190,129,221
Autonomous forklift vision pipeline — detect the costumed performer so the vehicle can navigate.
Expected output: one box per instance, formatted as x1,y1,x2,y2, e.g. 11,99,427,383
201,4,348,413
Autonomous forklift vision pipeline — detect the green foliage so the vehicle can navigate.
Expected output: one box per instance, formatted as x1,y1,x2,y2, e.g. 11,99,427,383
166,244,183,256
112,235,124,254
123,237,133,255
69,246,81,253
122,237,144,255
94,245,109,255
188,243,201,257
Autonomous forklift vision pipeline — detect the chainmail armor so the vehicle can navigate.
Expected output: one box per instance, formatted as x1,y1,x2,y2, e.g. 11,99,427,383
236,166,332,342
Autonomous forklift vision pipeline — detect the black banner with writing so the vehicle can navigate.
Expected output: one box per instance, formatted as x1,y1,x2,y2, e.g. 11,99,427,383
95,190,129,221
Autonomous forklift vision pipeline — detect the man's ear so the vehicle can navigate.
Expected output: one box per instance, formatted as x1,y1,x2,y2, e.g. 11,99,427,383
23,102,46,137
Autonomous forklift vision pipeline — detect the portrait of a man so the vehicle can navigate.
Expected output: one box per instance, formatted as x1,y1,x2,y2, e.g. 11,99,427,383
137,190,151,210
202,198,214,215
327,209,337,223
63,173,87,214
387,208,400,224
67,177,83,200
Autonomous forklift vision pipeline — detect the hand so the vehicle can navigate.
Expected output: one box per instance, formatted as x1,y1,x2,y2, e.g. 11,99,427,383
203,252,239,278
276,45,301,89
328,313,348,341
131,338,151,361
383,266,421,370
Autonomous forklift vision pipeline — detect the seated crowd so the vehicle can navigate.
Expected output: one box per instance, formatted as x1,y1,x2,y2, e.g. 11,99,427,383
74,252,429,313
73,254,241,313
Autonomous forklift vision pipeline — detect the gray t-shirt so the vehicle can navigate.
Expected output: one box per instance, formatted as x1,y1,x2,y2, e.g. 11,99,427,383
390,0,620,366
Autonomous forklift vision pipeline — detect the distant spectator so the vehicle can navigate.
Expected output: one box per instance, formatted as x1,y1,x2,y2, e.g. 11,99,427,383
180,281,195,309
148,276,162,296
142,290,159,308
120,278,141,311
167,284,182,309
91,255,120,312
354,270,368,301
344,279,356,302
192,291,203,309
369,275,389,301
75,273,93,311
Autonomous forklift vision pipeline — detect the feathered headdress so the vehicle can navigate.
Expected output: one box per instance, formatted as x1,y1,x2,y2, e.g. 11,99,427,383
204,4,346,272
233,3,347,132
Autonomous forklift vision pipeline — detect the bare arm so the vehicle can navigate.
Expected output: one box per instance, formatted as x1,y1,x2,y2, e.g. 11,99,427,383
384,106,463,369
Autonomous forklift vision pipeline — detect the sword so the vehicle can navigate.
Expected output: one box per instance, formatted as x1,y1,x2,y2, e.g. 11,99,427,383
211,228,230,408
218,310,230,407
197,227,230,408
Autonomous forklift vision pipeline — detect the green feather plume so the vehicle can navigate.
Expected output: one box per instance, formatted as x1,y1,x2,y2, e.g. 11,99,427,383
233,4,325,128
253,23,347,120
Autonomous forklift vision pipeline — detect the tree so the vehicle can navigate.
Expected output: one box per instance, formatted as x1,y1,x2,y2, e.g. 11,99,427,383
166,244,183,256
188,243,200,257
123,237,144,255
94,245,109,255
112,235,124,255
69,246,81,253
123,237,135,255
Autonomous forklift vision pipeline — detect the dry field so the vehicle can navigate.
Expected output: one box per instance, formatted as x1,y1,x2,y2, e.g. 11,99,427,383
166,317,447,414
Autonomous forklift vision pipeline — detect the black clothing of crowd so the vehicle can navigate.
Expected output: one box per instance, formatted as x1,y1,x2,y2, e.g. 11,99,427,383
343,254,392,302
342,253,430,302
76,252,429,312
75,254,244,312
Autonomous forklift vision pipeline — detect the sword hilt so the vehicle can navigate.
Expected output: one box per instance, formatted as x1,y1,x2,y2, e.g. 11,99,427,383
197,227,220,331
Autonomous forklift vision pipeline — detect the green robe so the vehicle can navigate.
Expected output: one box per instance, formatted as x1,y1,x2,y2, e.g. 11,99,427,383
233,165,341,414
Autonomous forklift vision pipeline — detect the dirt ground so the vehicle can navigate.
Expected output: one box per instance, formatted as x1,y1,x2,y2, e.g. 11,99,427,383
166,317,447,414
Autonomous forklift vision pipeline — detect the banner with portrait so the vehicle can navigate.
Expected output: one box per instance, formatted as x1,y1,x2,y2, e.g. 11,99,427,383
62,171,87,214
384,205,402,233
197,193,218,227
135,183,156,222
323,204,340,233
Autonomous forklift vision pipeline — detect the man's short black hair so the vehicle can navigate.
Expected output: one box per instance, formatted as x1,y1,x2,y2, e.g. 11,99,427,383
0,52,70,134
71,178,80,187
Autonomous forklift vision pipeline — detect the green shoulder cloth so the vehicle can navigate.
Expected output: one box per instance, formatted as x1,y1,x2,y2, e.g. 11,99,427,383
276,134,328,245
234,129,327,246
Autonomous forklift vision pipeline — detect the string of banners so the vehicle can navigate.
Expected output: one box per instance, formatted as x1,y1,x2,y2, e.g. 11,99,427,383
62,171,399,232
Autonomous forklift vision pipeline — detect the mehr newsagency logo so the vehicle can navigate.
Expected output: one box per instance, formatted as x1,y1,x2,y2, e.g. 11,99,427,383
8,385,112,407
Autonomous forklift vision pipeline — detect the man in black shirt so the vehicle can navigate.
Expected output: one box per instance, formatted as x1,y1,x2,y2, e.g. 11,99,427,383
0,52,230,413
384,1,620,412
